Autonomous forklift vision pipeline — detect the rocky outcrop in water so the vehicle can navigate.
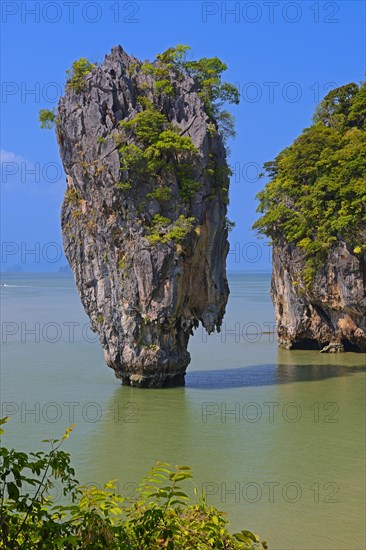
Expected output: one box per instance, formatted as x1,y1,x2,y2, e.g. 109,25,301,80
57,46,231,387
271,235,366,352
254,83,366,354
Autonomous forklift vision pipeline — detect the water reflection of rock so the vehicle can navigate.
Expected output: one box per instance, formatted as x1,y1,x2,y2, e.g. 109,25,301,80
185,349,365,390
81,386,194,490
81,382,271,502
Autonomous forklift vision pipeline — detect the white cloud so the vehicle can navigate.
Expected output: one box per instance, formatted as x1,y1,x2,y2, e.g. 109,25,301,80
0,149,64,194
0,149,26,165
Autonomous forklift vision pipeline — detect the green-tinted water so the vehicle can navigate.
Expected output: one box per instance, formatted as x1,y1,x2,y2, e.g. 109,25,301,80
1,273,365,549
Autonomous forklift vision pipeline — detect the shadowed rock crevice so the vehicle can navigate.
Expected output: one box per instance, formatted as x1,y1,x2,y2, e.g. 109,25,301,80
58,46,232,387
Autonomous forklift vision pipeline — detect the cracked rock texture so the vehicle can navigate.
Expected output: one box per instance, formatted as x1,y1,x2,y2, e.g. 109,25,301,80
272,234,366,352
57,46,230,387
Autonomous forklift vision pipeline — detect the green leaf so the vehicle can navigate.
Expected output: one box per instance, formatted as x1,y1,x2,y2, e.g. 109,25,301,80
168,499,187,506
7,481,20,500
212,515,219,525
240,529,259,542
171,491,189,499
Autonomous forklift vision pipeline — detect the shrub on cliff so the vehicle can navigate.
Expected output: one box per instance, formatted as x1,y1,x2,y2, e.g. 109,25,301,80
0,418,267,549
38,108,57,129
141,45,239,141
253,82,366,284
117,105,200,202
66,58,96,93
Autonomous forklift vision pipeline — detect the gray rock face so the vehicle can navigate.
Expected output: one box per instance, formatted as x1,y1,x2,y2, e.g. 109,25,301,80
57,46,230,387
271,235,366,352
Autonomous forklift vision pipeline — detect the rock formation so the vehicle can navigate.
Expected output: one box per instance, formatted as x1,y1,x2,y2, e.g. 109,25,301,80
271,235,366,352
57,46,231,387
254,83,366,354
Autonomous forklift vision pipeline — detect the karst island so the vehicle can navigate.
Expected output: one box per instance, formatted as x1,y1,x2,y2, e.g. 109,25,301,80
40,45,239,387
254,82,366,353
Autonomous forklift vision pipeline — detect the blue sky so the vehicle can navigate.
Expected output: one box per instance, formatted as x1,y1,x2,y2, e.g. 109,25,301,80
1,0,365,272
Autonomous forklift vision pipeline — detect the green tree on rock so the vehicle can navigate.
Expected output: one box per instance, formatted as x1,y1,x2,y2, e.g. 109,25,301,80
253,82,366,285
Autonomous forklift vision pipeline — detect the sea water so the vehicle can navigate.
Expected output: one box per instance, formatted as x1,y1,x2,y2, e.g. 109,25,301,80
1,272,365,549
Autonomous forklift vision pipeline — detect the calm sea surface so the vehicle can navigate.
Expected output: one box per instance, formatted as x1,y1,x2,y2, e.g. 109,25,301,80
1,272,365,549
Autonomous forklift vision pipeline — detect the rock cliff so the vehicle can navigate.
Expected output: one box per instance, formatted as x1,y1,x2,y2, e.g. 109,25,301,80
57,46,232,387
271,235,366,352
254,83,366,353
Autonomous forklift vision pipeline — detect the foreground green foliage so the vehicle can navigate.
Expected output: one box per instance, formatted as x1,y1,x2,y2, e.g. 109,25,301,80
0,419,267,549
253,83,366,284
